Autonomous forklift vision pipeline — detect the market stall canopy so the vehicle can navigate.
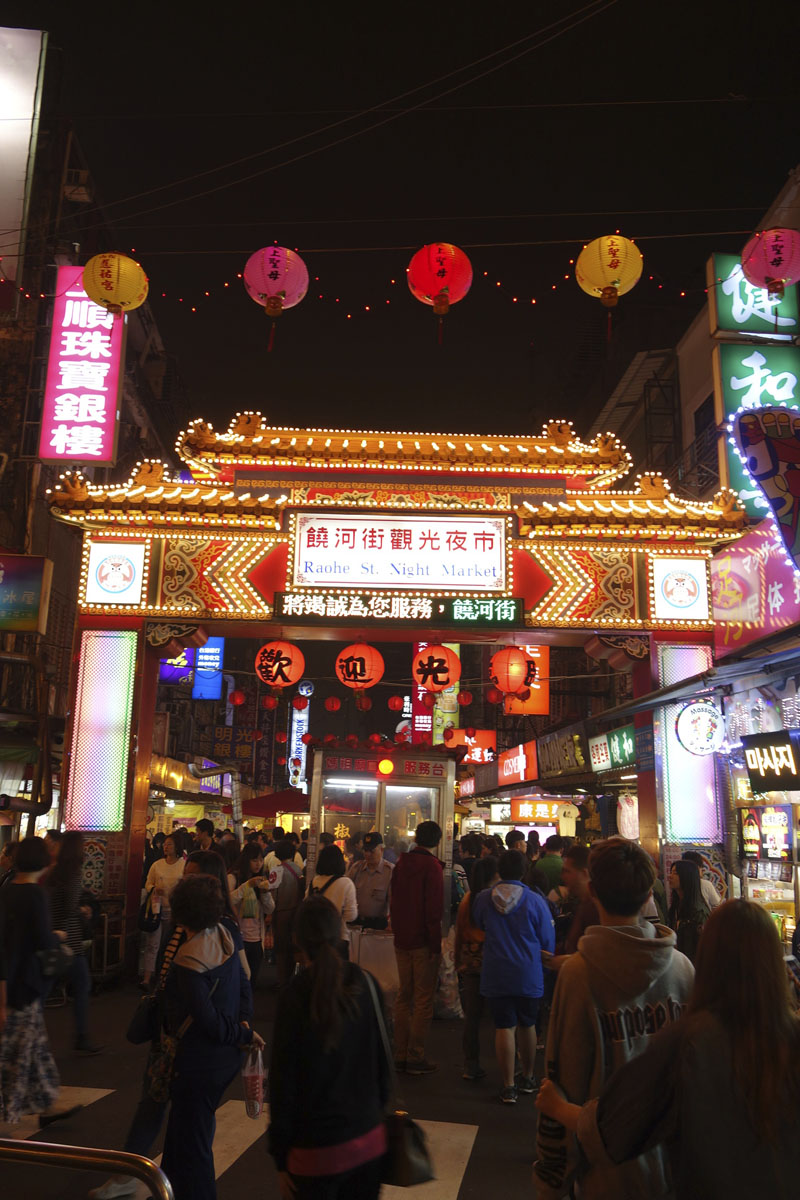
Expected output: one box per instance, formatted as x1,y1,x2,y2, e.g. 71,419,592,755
223,789,309,820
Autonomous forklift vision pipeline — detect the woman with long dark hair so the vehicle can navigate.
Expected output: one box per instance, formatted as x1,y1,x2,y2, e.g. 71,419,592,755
160,875,262,1200
668,859,709,963
0,837,81,1127
45,830,101,1054
536,900,800,1198
230,842,274,985
455,855,498,1081
141,835,184,988
268,896,390,1200
308,844,358,945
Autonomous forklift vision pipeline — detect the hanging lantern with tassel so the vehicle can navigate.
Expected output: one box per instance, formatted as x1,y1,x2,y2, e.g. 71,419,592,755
740,228,800,300
407,243,472,343
82,252,149,315
576,234,642,340
243,245,308,352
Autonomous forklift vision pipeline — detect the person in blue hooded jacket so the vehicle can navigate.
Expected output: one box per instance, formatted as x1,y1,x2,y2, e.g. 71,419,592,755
472,848,555,1104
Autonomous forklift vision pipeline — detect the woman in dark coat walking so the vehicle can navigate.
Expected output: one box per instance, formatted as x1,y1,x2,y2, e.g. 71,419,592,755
268,896,390,1200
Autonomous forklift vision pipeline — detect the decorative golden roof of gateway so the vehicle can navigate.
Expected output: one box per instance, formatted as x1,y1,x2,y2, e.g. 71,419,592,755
176,411,632,487
515,475,747,541
48,459,286,530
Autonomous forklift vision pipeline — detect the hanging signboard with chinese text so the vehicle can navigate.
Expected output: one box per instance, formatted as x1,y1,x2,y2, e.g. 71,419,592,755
275,591,523,626
497,740,538,785
537,725,589,778
510,798,560,823
292,513,508,592
713,342,800,516
38,265,125,464
588,724,636,772
707,253,798,342
0,553,53,634
712,521,800,658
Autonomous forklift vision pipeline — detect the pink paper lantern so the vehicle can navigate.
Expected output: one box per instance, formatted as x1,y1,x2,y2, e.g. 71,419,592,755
740,228,800,299
243,246,309,314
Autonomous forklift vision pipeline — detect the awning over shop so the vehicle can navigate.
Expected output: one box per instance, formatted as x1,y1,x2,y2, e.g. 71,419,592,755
223,789,309,820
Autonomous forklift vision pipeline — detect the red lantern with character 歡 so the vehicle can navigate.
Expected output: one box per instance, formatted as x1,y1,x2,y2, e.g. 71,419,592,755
254,640,305,689
411,644,461,693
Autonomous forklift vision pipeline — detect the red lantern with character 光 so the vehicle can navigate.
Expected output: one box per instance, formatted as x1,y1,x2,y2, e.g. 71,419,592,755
254,640,305,689
407,243,472,343
489,647,536,698
411,644,461,693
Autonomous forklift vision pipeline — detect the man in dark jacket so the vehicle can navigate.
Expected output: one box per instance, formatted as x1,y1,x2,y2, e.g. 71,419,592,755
389,820,443,1075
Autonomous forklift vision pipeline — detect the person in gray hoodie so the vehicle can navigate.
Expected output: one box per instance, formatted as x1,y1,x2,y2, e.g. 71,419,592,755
532,837,695,1200
472,849,555,1104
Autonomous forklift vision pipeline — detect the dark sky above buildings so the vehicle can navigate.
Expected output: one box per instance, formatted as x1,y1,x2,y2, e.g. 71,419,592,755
12,0,800,439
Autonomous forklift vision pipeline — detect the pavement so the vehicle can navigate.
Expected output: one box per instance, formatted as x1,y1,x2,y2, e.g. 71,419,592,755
0,965,544,1199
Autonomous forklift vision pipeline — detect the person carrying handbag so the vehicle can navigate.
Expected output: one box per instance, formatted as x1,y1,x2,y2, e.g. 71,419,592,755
268,897,391,1200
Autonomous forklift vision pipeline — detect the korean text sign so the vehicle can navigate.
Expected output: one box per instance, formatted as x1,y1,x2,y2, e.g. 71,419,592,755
741,732,800,793
293,513,507,592
39,265,124,464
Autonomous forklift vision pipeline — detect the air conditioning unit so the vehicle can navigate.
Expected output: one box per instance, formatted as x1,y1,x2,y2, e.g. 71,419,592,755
63,169,94,204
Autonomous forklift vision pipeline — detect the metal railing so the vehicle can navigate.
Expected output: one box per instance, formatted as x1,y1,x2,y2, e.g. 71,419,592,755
0,1138,173,1200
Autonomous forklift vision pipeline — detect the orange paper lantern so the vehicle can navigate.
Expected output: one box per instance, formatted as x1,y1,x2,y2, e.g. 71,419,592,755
490,647,537,696
412,645,461,692
254,640,305,688
335,643,385,689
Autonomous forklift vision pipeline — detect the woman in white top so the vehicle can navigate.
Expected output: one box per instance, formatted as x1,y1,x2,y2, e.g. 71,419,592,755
141,835,185,986
308,843,358,949
230,842,275,985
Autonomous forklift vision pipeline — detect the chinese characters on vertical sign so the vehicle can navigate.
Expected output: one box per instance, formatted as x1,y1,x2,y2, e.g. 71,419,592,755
38,266,124,464
710,253,799,341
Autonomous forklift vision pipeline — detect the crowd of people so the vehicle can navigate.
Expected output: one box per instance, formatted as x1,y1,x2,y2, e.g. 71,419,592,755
2,817,799,1200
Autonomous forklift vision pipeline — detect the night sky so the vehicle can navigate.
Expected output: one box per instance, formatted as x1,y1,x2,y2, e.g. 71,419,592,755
13,0,800,440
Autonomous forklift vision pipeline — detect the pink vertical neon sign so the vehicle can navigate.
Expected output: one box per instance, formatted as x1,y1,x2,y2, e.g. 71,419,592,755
38,264,124,464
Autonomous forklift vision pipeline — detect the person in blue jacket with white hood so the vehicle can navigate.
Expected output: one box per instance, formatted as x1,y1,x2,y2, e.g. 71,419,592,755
472,848,555,1104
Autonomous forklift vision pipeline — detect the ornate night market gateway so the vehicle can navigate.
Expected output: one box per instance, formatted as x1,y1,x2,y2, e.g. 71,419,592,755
50,412,746,934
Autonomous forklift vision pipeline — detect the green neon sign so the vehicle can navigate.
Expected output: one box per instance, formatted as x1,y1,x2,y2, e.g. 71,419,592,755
715,343,800,517
709,253,799,341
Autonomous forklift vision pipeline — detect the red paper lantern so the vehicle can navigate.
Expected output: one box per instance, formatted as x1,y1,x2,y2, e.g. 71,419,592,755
486,686,504,705
275,731,288,744
261,695,278,710
254,640,305,688
422,692,436,710
465,726,476,738
407,243,472,316
292,695,309,711
741,227,800,299
334,643,385,690
356,694,373,712
490,647,536,696
368,732,382,745
346,734,359,747
301,732,314,745
323,733,337,745
324,696,341,713
457,691,473,706
387,695,404,712
411,644,461,693
443,728,454,741
277,755,287,766
229,689,246,706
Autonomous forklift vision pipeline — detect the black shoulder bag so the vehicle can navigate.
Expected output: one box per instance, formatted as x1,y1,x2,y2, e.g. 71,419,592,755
363,970,434,1187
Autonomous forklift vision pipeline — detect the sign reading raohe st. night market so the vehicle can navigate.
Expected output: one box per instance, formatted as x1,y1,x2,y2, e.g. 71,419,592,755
275,591,524,627
292,513,507,592
714,342,800,517
707,253,799,342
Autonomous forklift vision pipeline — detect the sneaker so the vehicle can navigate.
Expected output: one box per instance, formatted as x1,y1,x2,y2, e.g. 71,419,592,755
406,1059,437,1075
462,1066,487,1081
517,1076,538,1094
500,1085,518,1104
88,1180,137,1199
75,1040,104,1056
